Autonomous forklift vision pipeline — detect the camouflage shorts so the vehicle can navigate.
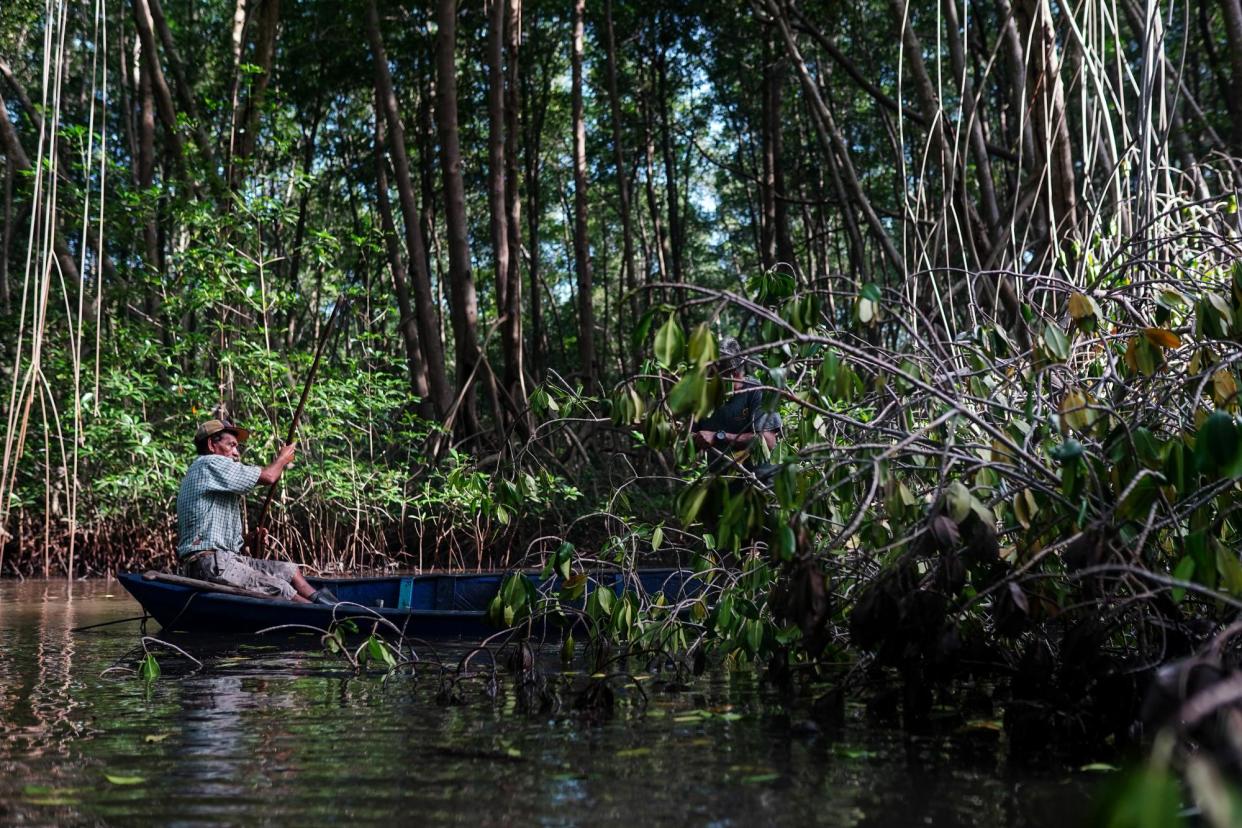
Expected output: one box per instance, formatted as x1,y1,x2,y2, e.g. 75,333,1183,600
182,550,299,601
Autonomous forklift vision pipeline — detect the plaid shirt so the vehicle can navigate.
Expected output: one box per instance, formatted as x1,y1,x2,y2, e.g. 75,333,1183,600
175,455,262,559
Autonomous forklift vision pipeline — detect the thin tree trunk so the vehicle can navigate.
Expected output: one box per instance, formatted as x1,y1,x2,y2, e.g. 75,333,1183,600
604,0,639,369
655,44,682,284
145,0,219,182
364,0,452,419
767,2,902,275
130,0,186,175
138,48,160,273
436,0,491,438
641,95,670,285
485,0,520,424
1,154,12,314
231,0,280,187
1220,0,1242,150
521,35,552,382
941,0,1001,238
571,0,595,385
503,0,527,416
1015,0,1079,252
373,92,432,418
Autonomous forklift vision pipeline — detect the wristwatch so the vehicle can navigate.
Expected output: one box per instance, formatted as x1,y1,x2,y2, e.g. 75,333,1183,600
714,430,728,446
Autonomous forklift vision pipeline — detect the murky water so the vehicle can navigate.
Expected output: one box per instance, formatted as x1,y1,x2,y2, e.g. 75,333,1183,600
0,579,1101,826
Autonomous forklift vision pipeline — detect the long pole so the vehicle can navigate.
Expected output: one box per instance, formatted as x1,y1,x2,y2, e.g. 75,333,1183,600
254,294,349,534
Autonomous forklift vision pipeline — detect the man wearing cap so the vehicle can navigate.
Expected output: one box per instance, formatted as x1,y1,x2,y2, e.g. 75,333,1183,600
692,336,782,462
176,419,335,604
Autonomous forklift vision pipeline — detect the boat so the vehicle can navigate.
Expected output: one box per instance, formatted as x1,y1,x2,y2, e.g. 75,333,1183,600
117,568,704,638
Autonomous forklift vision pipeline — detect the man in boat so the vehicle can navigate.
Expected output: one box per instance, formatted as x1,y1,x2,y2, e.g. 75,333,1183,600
176,418,337,605
691,336,782,465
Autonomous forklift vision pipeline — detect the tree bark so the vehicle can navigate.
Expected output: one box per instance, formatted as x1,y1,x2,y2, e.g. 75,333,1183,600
571,0,596,385
230,0,281,188
130,0,186,175
1218,0,1242,151
521,28,553,382
604,0,639,366
654,41,682,284
364,0,452,419
1,153,12,314
436,0,489,437
145,0,220,182
486,0,524,421
503,0,527,416
1015,0,1080,252
373,92,432,417
766,1,904,275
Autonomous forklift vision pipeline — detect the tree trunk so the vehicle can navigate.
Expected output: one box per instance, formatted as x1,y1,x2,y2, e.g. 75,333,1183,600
373,92,433,418
655,43,682,284
230,0,281,188
604,0,639,368
145,0,220,183
503,0,527,416
1219,0,1242,151
436,0,489,437
941,0,1001,238
1015,0,1080,253
571,0,596,385
521,32,553,382
1,153,11,314
130,0,186,176
766,1,903,275
364,0,452,419
486,0,524,422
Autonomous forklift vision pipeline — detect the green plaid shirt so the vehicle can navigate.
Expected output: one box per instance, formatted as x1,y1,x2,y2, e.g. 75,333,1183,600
175,455,262,559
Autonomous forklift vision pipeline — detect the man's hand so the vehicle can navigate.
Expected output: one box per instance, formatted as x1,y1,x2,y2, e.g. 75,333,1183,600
244,526,268,555
692,430,716,449
258,443,298,486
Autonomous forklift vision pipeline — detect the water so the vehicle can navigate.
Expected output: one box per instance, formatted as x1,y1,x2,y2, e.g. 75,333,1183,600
0,579,1099,826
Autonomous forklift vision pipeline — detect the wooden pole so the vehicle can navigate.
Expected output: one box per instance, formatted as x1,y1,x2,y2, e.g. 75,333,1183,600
254,294,348,534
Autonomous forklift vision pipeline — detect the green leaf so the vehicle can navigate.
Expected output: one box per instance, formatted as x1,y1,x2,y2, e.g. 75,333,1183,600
595,586,615,617
860,283,882,302
744,619,764,655
104,774,146,785
945,480,972,523
687,324,717,368
667,368,706,416
1043,323,1071,361
1216,541,1242,596
138,653,160,681
1196,411,1240,474
677,481,710,526
1171,556,1195,604
741,772,780,784
654,315,685,368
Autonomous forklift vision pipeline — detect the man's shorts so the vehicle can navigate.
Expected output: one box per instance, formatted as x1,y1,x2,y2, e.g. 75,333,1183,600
181,550,299,600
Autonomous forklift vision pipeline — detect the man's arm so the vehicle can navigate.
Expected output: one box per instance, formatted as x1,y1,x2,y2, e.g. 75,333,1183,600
257,443,297,486
697,429,777,451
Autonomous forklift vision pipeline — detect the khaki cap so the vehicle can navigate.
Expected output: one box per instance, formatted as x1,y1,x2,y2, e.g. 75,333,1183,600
194,418,250,444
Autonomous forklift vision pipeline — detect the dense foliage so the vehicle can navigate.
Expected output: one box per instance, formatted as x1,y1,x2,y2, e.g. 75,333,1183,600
4,0,1242,815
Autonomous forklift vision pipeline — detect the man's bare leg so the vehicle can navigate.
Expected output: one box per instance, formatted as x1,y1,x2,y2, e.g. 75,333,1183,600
290,571,317,603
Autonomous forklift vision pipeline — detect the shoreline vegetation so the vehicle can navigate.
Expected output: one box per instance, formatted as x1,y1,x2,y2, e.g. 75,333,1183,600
3,0,1242,822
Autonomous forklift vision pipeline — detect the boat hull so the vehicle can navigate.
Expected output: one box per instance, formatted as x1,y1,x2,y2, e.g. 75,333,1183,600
117,569,701,638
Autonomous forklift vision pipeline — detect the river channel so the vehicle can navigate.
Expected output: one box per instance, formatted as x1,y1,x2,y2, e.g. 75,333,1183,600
0,578,1105,826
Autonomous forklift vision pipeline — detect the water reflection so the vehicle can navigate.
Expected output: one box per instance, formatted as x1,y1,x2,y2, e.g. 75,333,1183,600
0,578,1096,826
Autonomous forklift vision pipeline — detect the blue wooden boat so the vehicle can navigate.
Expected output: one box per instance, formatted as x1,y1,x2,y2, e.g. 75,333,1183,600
117,568,703,638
